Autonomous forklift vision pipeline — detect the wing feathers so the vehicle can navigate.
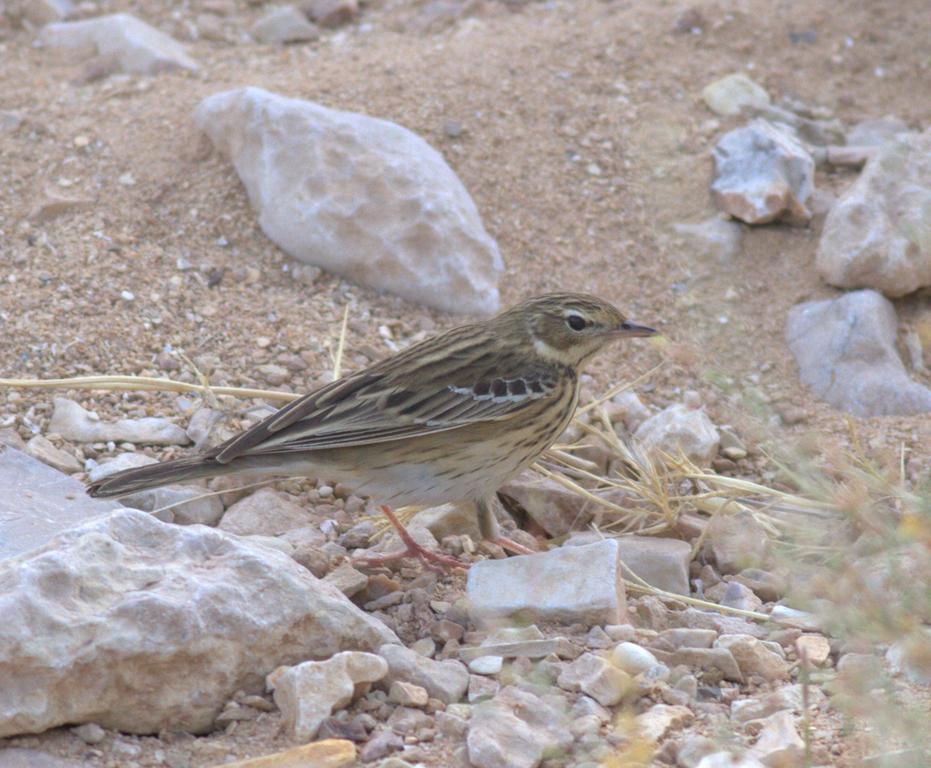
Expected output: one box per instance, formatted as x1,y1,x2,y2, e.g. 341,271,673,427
207,326,561,464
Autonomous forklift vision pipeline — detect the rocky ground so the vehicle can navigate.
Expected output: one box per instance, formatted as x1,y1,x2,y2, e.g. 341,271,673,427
1,1,930,767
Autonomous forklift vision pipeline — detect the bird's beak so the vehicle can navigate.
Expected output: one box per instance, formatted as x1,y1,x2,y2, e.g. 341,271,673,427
610,320,658,338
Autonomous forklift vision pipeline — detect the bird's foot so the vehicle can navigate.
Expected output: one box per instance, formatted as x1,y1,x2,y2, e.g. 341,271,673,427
493,536,537,556
353,505,469,571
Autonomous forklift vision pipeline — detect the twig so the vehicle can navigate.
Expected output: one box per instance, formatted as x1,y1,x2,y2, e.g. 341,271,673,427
0,375,298,402
332,303,351,381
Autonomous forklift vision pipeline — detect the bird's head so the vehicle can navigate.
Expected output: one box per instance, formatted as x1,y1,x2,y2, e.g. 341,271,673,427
502,292,658,368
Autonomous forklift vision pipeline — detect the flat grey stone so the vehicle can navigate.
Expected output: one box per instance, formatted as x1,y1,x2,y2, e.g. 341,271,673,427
0,446,119,561
467,540,627,626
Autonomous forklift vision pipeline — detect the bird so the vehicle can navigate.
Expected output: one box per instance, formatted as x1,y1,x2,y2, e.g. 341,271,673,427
87,292,657,568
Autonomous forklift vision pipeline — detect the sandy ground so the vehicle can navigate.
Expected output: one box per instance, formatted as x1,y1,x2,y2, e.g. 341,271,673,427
1,0,930,765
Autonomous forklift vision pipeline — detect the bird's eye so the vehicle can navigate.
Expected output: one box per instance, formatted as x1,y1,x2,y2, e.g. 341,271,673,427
566,314,587,331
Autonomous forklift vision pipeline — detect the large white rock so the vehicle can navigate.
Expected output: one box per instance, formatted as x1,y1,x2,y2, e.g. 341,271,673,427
467,540,627,626
0,446,119,560
634,403,720,465
467,686,572,768
49,397,189,446
266,652,387,741
39,13,198,74
194,87,503,314
711,119,814,225
815,130,931,297
0,509,396,737
786,290,931,416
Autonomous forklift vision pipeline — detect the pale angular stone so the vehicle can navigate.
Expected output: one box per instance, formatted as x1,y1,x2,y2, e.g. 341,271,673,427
557,652,632,707
847,116,908,147
731,685,805,723
123,484,224,526
732,569,786,602
194,87,502,315
251,5,319,43
468,655,503,675
795,634,831,667
467,686,572,768
677,608,767,638
786,290,931,416
747,710,804,766
408,502,482,542
389,680,429,707
467,540,626,626
715,635,788,682
49,398,189,446
185,406,230,450
0,509,396,737
702,73,770,117
634,703,693,743
70,723,105,744
707,511,769,573
608,390,652,431
610,642,659,676
25,435,81,474
0,749,88,768
323,562,369,597
499,471,591,536
459,638,564,662
0,447,120,561
711,119,814,224
219,488,311,536
267,652,387,741
217,739,357,767
634,404,720,465
300,0,358,28
653,647,743,683
39,13,198,74
656,628,718,649
696,754,766,768
816,130,931,297
616,535,691,595
0,428,26,450
718,581,764,612
886,629,931,685
8,0,73,27
86,452,157,483
468,674,499,702
753,102,845,148
674,217,743,262
378,643,469,704
677,736,719,768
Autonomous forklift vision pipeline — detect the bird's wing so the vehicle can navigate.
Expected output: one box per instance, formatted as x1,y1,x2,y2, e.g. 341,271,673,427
207,349,562,463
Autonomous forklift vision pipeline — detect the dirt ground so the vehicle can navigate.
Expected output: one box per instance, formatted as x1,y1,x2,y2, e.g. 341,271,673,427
1,0,929,766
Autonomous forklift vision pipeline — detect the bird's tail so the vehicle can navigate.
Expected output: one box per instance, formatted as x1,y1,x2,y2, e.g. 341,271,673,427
86,455,232,498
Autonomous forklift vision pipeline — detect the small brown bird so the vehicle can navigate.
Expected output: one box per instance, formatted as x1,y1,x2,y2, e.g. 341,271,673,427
88,293,656,567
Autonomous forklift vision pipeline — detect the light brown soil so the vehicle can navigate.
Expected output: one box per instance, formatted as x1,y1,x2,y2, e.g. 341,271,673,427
1,0,929,766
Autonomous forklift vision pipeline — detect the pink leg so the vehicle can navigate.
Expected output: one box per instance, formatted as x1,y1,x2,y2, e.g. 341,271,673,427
353,505,469,571
493,536,537,556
